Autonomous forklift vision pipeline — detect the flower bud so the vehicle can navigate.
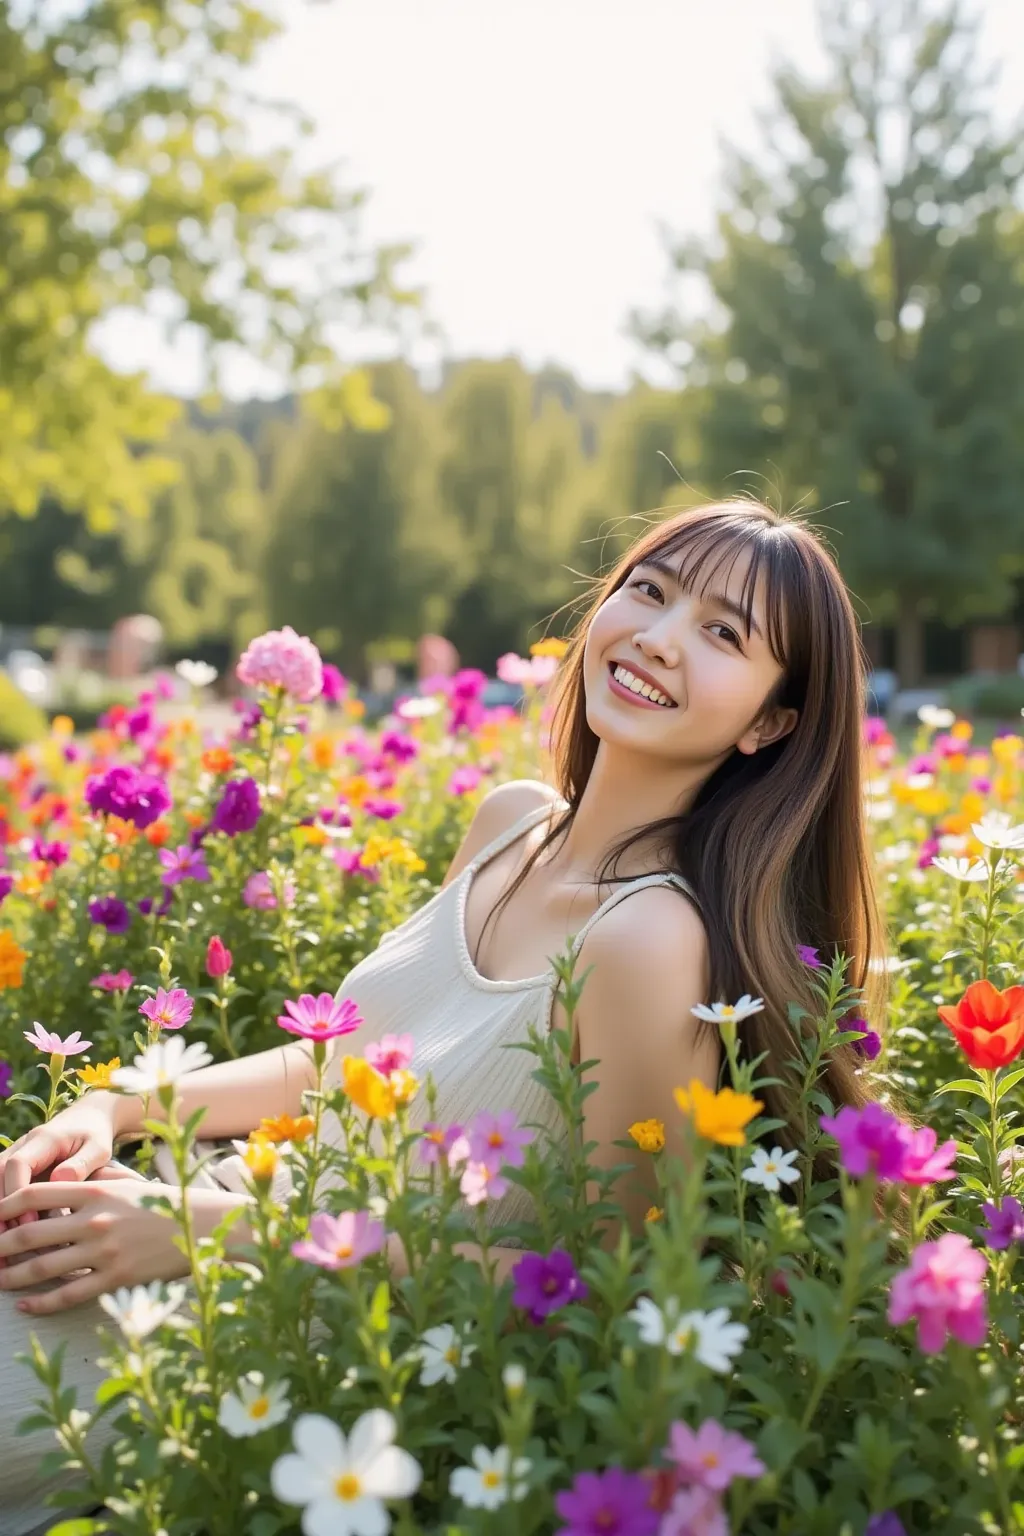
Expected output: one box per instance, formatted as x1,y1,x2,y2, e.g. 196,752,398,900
502,1362,526,1397
205,935,233,978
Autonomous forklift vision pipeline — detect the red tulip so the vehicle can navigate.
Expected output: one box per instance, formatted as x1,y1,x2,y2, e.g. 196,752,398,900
205,935,233,979
938,979,1024,1070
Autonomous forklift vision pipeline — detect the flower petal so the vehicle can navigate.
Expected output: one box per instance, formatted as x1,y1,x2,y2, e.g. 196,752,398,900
293,1413,347,1473
347,1408,397,1473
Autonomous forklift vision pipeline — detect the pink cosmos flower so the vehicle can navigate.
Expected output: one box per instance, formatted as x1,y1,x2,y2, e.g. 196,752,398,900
277,993,362,1042
898,1126,958,1186
887,1233,988,1354
448,765,483,796
465,1108,533,1174
291,1210,386,1270
365,1033,414,1076
236,626,323,702
665,1418,766,1494
242,870,296,909
660,1487,729,1536
460,1161,510,1206
23,1022,92,1057
418,1121,467,1167
497,652,534,685
91,969,135,992
139,987,195,1032
332,847,379,882
159,845,211,887
819,1103,910,1181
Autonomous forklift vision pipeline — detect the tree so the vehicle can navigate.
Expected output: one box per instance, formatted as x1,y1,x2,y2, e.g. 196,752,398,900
635,0,1024,683
0,0,418,528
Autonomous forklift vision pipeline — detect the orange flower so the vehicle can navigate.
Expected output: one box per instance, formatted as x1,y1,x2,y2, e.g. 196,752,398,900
345,699,366,720
673,1080,762,1146
945,752,967,774
243,1140,279,1183
310,736,335,770
106,816,138,846
0,930,26,989
184,809,206,828
255,1114,316,1145
102,852,121,872
938,980,1024,1070
202,747,236,775
50,715,75,738
153,745,175,773
959,791,986,823
296,824,328,847
951,721,973,742
628,1118,666,1153
145,819,172,848
341,1055,396,1119
645,1206,664,1223
339,775,370,807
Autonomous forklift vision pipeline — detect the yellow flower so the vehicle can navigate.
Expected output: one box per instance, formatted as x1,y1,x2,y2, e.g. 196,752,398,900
362,835,425,875
342,1055,397,1119
645,1205,664,1223
950,720,973,742
340,775,371,807
994,771,1017,804
77,1058,121,1090
295,824,328,847
311,736,336,770
255,1114,316,1145
992,735,1022,766
530,637,569,659
959,791,986,822
345,698,366,720
243,1139,279,1183
673,1080,763,1147
51,714,74,737
389,1068,420,1106
0,930,26,989
628,1118,666,1153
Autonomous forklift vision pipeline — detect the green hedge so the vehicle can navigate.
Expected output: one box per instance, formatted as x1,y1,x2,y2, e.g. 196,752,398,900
945,672,1024,720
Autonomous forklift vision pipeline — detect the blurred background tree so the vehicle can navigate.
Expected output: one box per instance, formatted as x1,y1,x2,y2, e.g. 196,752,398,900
635,0,1024,684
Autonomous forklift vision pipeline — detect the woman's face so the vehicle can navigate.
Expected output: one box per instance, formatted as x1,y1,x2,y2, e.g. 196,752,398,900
582,543,798,769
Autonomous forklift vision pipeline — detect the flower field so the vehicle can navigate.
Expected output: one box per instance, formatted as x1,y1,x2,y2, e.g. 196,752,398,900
5,637,1024,1535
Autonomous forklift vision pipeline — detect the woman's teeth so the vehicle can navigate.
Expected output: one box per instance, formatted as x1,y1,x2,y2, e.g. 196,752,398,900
611,665,674,707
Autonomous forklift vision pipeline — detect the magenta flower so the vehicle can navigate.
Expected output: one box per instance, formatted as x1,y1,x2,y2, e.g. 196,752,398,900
159,845,211,887
448,765,483,796
332,847,379,882
88,896,132,934
277,993,362,1042
418,1121,467,1167
887,1233,988,1354
32,838,70,866
511,1248,589,1324
236,625,323,702
664,1418,766,1493
319,663,348,704
291,1209,386,1270
660,1487,728,1536
845,1017,882,1059
819,1104,910,1181
796,944,821,969
91,969,135,992
139,987,195,1032
380,729,418,763
0,1061,11,1098
898,1126,957,1186
977,1196,1024,1250
0,872,12,904
242,870,296,909
466,1108,533,1173
363,795,403,821
210,777,262,836
365,1033,414,1076
866,1516,907,1536
85,764,171,828
553,1467,659,1536
23,1022,92,1057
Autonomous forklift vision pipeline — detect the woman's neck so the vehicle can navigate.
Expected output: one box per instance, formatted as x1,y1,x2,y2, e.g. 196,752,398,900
551,747,707,882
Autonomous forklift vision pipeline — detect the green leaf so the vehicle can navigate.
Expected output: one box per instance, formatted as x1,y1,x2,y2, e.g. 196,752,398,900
931,1079,988,1099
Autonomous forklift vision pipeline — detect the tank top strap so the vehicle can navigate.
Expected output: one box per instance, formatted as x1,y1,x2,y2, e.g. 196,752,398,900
463,800,565,879
569,871,700,957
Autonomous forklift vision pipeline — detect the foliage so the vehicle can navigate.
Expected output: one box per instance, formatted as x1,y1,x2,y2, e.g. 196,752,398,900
0,671,48,747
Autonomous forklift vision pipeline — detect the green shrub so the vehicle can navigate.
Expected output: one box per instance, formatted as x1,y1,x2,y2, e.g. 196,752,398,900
946,672,1024,719
0,671,48,746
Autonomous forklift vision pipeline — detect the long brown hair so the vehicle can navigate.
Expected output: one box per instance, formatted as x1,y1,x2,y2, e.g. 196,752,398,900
500,500,887,1139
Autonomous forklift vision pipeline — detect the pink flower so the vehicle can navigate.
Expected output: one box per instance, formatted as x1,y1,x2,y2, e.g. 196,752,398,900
460,1161,510,1206
898,1126,957,1186
887,1233,988,1354
91,969,134,993
291,1210,386,1270
796,944,821,969
277,993,362,1042
242,870,296,909
819,1104,910,1181
139,987,195,1032
660,1487,729,1536
159,845,210,887
418,1121,467,1167
23,1022,92,1057
365,1033,414,1076
448,765,483,797
332,847,379,882
497,652,533,685
665,1419,766,1494
205,936,233,978
236,625,323,702
466,1108,533,1174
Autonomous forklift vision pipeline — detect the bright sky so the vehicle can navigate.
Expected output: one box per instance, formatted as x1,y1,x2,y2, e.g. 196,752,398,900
93,0,1024,397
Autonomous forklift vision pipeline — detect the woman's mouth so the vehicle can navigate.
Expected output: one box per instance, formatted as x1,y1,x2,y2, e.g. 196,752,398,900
606,661,678,709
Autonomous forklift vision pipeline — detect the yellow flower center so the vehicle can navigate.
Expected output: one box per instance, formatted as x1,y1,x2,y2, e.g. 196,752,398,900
445,1346,461,1365
720,1006,736,1019
334,1473,362,1501
333,1243,354,1261
249,1395,270,1420
701,1451,719,1468
488,1132,504,1148
764,1160,777,1173
482,1471,503,1489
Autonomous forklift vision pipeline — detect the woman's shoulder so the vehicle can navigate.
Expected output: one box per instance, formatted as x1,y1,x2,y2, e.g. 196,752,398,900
441,779,564,888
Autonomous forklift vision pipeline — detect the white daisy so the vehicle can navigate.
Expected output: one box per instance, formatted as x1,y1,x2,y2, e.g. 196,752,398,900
688,1307,749,1372
742,1145,801,1193
972,812,1024,852
416,1323,476,1387
690,995,764,1027
917,705,955,729
396,696,443,720
906,771,935,790
931,855,989,883
110,1037,213,1096
628,1297,748,1372
98,1281,188,1341
218,1374,291,1438
866,800,895,821
449,1446,531,1510
175,659,218,689
271,1410,421,1536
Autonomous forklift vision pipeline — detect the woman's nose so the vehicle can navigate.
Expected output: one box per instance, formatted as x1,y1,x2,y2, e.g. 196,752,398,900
633,623,680,669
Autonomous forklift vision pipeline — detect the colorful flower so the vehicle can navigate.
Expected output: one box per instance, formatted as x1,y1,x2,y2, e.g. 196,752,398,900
319,663,348,703
255,1113,317,1145
628,1118,666,1153
627,1299,748,1371
553,1467,659,1536
898,1126,957,1186
205,936,233,978
77,1058,121,1089
449,765,483,796
0,929,25,988
341,1054,397,1119
242,870,296,909
88,895,132,934
23,1021,92,1056
139,987,195,1032
819,1103,909,1181
796,944,821,968
278,993,362,1042
977,1196,1024,1250
938,980,1024,1070
85,765,171,828
364,1033,415,1076
237,625,324,702
511,1248,589,1323
211,776,262,836
0,873,13,905
418,1121,466,1166
887,1233,988,1354
110,1037,212,1094
217,1374,291,1439
158,844,210,887
664,1418,765,1493
0,1060,12,1097
271,1411,421,1531
291,1210,387,1270
691,995,764,1027
91,969,134,992
659,1487,729,1536
460,1161,510,1206
465,1108,533,1173
865,1514,907,1536
674,1081,762,1146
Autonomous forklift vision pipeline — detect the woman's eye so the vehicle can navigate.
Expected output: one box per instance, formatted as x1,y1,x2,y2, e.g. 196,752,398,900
708,622,742,649
630,578,663,601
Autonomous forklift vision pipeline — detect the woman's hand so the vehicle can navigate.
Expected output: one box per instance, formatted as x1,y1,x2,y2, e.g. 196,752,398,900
0,1093,121,1213
0,1179,251,1316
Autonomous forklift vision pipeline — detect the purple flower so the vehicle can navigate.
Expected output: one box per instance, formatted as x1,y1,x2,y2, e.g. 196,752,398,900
319,663,348,704
853,1027,882,1060
85,765,171,829
899,1126,957,1186
332,847,379,882
0,873,13,905
418,1121,467,1167
819,1103,910,1181
796,944,821,969
363,796,403,821
380,729,418,763
32,838,70,867
466,1109,533,1173
88,895,132,934
138,891,173,919
977,1196,1024,1251
665,1418,766,1492
553,1467,658,1536
512,1248,589,1323
126,704,155,740
211,777,262,836
159,845,211,887
242,870,296,909
865,1516,907,1536
0,1061,12,1098
234,700,263,740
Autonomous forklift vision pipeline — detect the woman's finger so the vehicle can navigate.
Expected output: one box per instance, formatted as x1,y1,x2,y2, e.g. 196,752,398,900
0,1242,99,1292
0,1213,82,1263
0,1182,93,1222
15,1271,108,1317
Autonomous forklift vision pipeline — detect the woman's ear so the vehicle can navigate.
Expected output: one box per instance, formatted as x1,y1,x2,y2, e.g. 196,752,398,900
736,707,799,756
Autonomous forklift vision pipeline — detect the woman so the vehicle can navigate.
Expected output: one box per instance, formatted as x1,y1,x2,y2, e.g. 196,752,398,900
0,500,885,1533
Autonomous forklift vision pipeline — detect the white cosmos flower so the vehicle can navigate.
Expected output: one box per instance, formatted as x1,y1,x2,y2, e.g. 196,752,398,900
917,704,956,729
271,1410,421,1536
937,834,969,854
867,800,895,821
450,1446,531,1510
110,1037,213,1096
906,771,935,790
416,1323,476,1386
175,659,218,689
397,696,443,719
931,855,989,883
879,840,915,865
691,995,764,1027
218,1374,291,1438
743,1145,801,1193
972,812,1024,851
628,1297,748,1371
98,1281,188,1341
